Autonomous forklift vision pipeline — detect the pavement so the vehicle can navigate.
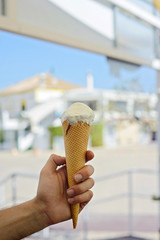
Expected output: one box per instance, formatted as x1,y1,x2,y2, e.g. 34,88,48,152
0,143,159,239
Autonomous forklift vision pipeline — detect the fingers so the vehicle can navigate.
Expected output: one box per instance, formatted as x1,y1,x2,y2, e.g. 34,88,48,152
86,150,94,162
67,178,94,198
68,190,93,205
44,154,66,173
80,201,90,211
67,164,95,206
43,150,94,174
74,165,94,183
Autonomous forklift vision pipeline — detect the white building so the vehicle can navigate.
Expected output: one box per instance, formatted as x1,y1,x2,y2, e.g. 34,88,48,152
0,71,158,150
0,72,79,117
63,84,157,147
0,73,80,150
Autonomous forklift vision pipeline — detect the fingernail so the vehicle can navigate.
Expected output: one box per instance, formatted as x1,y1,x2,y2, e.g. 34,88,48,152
67,189,74,197
74,174,82,183
68,198,74,204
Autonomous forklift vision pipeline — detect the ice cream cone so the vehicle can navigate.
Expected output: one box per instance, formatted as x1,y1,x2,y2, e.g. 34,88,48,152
62,119,90,229
61,102,94,228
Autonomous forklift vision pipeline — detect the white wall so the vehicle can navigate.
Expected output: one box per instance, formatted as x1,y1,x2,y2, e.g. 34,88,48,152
0,91,35,117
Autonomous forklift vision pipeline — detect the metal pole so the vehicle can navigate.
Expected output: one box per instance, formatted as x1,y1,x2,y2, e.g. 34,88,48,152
157,70,160,239
83,206,88,240
11,174,17,205
128,170,133,237
0,105,4,150
113,5,117,48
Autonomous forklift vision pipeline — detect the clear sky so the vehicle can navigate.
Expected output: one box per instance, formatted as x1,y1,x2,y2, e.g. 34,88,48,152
0,30,157,93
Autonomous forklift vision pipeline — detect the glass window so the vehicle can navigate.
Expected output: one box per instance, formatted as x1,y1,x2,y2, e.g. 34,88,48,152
134,101,149,112
132,0,160,17
115,8,155,60
0,0,6,16
132,0,155,14
108,100,127,112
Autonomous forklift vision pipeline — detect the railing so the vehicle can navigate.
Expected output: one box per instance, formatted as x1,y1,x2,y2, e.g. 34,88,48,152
0,169,158,239
91,168,158,237
0,173,50,240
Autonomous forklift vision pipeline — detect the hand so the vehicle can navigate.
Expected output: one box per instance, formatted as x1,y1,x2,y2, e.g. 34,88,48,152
36,151,94,225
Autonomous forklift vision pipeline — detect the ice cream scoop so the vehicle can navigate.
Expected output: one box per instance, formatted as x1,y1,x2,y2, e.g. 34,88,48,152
61,102,95,125
61,102,94,228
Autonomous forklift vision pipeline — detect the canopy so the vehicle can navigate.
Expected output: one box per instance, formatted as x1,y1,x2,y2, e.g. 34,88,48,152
0,0,160,68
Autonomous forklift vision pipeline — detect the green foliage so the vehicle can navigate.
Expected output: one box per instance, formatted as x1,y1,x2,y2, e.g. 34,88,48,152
90,123,103,147
48,126,63,136
48,126,63,149
48,123,104,149
0,130,3,143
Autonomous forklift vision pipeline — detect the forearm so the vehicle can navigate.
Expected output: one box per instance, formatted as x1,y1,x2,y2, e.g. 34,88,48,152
0,198,50,240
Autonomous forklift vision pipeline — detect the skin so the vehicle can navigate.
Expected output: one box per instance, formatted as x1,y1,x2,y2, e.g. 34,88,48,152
0,151,94,240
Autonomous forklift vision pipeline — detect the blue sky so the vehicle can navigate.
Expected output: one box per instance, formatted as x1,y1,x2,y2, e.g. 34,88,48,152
0,30,157,92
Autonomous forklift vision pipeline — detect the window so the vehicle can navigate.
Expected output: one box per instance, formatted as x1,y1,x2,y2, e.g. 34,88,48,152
134,101,149,112
108,100,127,112
116,9,154,60
0,0,6,16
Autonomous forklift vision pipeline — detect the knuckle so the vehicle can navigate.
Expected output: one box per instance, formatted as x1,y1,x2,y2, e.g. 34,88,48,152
74,190,93,204
50,153,55,159
74,184,84,194
88,190,93,199
87,165,94,176
90,178,95,188
73,195,81,204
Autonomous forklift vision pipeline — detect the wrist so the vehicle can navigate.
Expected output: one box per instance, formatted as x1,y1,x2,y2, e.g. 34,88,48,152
0,198,52,240
32,197,52,228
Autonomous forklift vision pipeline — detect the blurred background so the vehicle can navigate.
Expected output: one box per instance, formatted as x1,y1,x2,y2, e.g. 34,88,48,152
0,0,160,239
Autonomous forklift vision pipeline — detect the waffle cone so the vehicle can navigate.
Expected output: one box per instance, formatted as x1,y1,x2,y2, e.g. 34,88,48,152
62,120,90,229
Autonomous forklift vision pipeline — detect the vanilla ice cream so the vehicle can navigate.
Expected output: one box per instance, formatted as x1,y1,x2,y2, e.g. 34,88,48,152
61,102,95,125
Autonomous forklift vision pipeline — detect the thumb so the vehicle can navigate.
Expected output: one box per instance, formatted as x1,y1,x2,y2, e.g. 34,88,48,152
45,154,66,173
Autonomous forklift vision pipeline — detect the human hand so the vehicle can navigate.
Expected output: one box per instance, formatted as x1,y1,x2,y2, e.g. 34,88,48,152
36,151,94,226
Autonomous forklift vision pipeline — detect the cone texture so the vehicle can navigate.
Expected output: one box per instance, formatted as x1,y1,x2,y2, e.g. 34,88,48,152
62,120,90,229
